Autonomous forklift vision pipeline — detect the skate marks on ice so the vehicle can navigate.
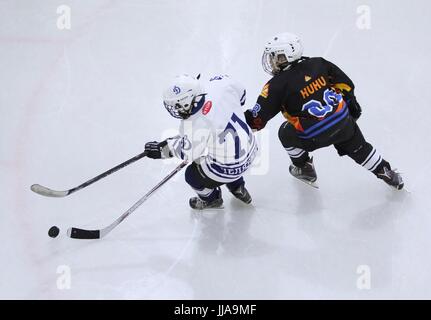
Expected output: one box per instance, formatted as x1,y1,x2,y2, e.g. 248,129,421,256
187,202,276,299
242,181,416,297
190,199,271,258
350,188,412,230
126,202,274,299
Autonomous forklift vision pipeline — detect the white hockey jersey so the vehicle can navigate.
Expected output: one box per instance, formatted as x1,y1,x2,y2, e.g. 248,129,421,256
166,75,257,183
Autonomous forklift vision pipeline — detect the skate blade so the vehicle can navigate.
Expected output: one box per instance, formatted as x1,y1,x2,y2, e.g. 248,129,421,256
191,204,225,211
387,182,409,193
294,177,319,189
202,205,225,210
401,187,411,193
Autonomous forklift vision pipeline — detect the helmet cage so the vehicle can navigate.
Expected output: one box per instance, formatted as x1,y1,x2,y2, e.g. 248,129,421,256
262,51,289,76
164,94,205,119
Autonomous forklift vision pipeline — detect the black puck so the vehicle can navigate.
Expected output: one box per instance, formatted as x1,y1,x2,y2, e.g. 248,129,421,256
48,226,60,238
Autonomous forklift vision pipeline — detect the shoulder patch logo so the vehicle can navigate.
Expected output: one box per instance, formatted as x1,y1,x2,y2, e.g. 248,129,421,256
252,103,261,117
260,83,269,98
202,101,212,115
305,75,312,82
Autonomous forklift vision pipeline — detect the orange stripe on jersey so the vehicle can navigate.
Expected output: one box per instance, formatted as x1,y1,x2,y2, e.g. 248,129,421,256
282,111,304,132
335,100,345,113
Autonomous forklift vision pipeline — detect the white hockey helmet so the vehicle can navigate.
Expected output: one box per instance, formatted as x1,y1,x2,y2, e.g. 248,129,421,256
262,32,304,75
162,74,204,119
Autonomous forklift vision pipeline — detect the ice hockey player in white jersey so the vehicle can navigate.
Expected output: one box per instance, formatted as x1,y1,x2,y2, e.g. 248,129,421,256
145,74,257,209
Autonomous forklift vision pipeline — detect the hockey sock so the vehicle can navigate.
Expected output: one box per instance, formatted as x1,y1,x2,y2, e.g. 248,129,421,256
193,187,221,202
285,147,310,167
226,177,245,192
360,147,385,173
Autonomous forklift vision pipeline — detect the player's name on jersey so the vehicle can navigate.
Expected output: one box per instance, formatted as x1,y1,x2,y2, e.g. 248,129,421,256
300,76,327,99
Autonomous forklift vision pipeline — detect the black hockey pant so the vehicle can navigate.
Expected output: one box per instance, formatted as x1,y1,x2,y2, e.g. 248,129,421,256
278,116,389,175
184,162,245,201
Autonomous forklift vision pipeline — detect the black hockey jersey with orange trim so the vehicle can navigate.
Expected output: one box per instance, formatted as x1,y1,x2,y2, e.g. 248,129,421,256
245,57,355,139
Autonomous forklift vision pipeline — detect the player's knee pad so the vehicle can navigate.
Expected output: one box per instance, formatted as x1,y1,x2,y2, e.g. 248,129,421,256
334,123,371,162
348,142,374,164
185,162,222,190
185,163,205,190
226,177,244,192
278,121,296,148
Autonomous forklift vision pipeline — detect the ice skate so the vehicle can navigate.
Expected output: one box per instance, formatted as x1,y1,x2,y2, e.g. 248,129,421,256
189,196,224,210
189,188,224,210
376,166,404,190
289,157,318,188
229,184,252,204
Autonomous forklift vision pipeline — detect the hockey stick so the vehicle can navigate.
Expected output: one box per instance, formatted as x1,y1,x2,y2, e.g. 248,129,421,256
67,160,188,239
31,151,148,197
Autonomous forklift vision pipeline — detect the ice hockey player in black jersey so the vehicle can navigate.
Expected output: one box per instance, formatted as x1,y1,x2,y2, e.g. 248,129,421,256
245,32,403,189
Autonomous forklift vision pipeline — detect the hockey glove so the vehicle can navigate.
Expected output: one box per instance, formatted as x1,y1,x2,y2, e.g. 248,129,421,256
245,109,265,131
145,140,172,159
346,96,362,121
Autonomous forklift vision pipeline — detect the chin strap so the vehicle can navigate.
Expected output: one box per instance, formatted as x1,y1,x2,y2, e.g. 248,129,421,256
189,94,207,116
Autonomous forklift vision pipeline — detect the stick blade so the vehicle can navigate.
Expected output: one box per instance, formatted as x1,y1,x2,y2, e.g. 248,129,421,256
67,227,101,239
30,184,69,197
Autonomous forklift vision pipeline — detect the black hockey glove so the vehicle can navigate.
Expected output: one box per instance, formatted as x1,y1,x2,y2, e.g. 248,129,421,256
346,96,362,120
244,109,265,131
145,140,172,159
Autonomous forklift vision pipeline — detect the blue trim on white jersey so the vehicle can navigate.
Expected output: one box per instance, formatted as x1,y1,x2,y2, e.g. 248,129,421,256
240,90,246,106
204,142,257,180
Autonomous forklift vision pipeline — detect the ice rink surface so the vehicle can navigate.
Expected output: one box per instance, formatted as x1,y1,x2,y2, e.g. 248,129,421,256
1,0,431,299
